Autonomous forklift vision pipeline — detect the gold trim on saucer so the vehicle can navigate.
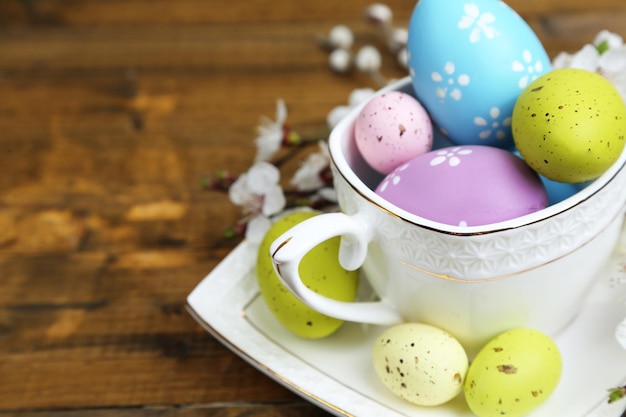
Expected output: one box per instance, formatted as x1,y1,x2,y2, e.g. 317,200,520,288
185,301,354,417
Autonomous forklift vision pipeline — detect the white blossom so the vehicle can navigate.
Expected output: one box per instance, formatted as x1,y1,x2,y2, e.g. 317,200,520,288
290,141,331,191
328,25,354,50
355,45,382,73
388,27,408,53
329,48,352,73
599,46,626,101
317,187,338,203
229,161,286,217
254,99,287,162
364,3,393,26
552,44,599,72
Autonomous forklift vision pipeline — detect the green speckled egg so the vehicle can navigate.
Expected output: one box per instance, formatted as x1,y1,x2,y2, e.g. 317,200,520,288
464,328,562,417
512,68,626,183
256,210,359,339
372,323,468,406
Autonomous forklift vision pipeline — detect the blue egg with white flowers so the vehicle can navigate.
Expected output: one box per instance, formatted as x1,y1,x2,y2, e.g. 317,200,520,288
407,0,551,149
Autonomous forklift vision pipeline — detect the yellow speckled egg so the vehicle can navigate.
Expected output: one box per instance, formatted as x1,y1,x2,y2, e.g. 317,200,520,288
372,323,468,406
513,68,626,183
256,210,359,339
464,328,562,417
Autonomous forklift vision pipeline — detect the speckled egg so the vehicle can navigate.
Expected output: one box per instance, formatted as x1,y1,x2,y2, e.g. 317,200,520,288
464,328,562,417
407,0,551,148
372,323,468,406
375,145,548,226
513,68,626,183
256,211,359,338
355,91,433,174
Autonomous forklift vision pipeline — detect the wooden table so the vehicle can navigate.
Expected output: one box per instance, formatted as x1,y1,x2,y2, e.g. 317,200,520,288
1,1,625,416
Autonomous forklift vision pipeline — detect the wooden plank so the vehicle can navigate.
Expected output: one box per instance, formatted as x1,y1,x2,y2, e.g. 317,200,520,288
0,0,624,25
1,0,625,415
0,404,327,417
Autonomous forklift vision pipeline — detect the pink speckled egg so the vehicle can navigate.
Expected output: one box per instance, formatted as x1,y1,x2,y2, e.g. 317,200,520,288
355,91,433,174
375,145,548,226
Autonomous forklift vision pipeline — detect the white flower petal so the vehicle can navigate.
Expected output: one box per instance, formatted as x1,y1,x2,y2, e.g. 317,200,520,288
599,46,626,74
616,316,626,350
247,161,280,194
570,44,600,71
290,145,330,191
261,184,286,216
318,187,337,203
228,174,250,206
552,51,573,69
275,99,287,124
254,100,287,162
245,215,272,245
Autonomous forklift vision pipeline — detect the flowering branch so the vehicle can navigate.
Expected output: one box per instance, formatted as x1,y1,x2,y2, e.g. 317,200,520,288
203,3,410,243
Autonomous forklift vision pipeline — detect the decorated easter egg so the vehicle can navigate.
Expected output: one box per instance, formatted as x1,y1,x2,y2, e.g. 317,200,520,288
512,68,626,183
256,210,359,338
372,323,469,406
375,145,548,227
407,0,551,148
464,328,562,417
354,91,433,174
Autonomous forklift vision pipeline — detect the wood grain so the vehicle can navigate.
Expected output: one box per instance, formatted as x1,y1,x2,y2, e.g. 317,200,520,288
1,0,625,416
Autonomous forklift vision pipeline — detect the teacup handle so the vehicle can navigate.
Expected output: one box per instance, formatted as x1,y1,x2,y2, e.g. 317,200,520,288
269,211,403,325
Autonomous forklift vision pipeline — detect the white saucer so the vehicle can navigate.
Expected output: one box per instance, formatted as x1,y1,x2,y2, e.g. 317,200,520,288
187,233,626,417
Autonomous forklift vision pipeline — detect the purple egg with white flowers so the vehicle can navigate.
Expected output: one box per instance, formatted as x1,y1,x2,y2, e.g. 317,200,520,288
375,145,548,227
355,91,433,174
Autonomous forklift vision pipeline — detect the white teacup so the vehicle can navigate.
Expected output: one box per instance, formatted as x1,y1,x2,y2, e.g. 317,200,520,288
270,77,626,353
